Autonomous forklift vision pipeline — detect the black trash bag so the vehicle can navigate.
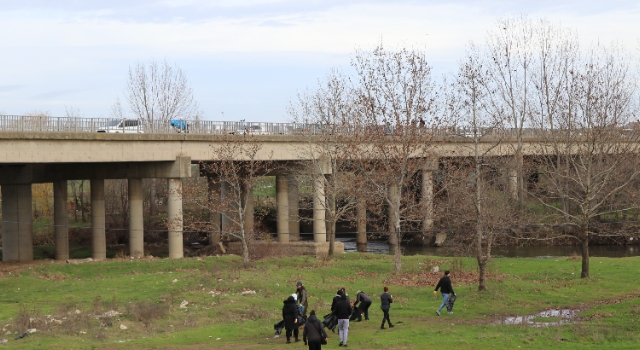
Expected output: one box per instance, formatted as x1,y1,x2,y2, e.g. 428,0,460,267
446,294,457,313
322,313,338,332
274,320,285,335
349,306,362,321
297,314,307,327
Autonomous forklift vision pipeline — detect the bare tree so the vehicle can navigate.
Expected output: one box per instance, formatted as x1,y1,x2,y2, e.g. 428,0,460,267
348,46,444,271
125,59,198,123
483,16,537,210
441,43,516,291
529,42,640,278
195,140,276,265
289,69,360,255
121,59,199,215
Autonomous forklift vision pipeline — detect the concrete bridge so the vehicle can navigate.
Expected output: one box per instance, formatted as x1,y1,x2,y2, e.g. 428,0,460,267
0,116,538,262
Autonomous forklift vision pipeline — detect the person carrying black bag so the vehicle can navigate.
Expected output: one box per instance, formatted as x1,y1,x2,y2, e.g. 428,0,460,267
303,310,328,350
354,290,372,321
282,294,300,343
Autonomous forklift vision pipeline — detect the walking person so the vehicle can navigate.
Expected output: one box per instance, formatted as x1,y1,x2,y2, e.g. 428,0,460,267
380,286,394,329
354,290,372,321
434,270,455,316
282,294,300,343
331,288,348,313
334,293,352,347
303,310,328,350
296,281,309,315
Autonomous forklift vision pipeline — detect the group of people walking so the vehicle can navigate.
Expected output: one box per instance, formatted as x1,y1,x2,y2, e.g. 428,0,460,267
281,271,455,349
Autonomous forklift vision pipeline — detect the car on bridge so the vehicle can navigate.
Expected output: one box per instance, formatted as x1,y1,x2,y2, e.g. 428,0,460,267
97,119,144,133
229,124,268,135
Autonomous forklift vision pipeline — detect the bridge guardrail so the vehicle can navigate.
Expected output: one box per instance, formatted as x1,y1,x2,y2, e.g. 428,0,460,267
0,115,572,137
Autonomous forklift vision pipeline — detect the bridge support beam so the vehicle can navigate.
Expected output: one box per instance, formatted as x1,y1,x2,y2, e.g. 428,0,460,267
313,174,326,243
54,180,69,260
167,178,183,258
356,197,367,252
1,184,33,261
276,175,290,242
91,179,106,260
208,176,222,245
129,178,144,258
288,175,300,242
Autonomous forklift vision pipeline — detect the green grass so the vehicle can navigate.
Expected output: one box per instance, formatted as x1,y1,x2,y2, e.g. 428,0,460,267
0,254,638,349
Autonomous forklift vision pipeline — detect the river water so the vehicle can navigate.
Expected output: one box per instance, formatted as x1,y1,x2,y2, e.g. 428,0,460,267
337,237,640,258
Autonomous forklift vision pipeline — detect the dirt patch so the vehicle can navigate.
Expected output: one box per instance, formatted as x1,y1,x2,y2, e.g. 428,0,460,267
384,270,505,287
34,272,67,281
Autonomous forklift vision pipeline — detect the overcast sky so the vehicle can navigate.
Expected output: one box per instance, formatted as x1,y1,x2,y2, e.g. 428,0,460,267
1,1,638,122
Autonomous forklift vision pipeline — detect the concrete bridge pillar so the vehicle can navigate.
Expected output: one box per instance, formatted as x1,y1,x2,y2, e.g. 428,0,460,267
54,180,69,260
276,175,290,242
1,184,33,261
506,167,518,201
421,161,438,232
167,178,183,258
313,173,327,243
356,197,367,252
128,178,144,258
207,176,221,245
91,179,106,260
506,154,523,202
287,175,300,242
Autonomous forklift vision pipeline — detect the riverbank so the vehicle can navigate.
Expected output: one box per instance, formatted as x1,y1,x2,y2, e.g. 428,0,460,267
339,237,640,258
0,254,638,349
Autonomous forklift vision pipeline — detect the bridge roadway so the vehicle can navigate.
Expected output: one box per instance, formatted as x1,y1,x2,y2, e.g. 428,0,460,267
0,130,528,263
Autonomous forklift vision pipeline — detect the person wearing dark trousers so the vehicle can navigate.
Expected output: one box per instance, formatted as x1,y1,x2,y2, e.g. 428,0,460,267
354,290,372,321
334,293,352,347
434,270,455,316
296,281,309,316
303,310,328,350
282,294,300,343
380,286,394,329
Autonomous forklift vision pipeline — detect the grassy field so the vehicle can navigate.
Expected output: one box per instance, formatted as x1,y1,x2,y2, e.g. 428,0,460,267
0,253,638,349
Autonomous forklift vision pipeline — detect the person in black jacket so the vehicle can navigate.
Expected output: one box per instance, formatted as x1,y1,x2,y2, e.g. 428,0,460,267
354,290,372,321
334,294,352,346
303,310,328,350
434,270,455,316
282,294,300,343
331,288,349,312
380,286,394,329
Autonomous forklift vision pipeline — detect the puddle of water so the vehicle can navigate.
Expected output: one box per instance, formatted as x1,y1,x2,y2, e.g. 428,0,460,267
496,309,578,327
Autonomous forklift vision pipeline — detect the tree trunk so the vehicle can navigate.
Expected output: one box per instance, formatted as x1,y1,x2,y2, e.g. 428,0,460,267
477,257,487,291
328,194,336,256
241,235,250,266
580,231,590,278
393,230,402,272
328,230,335,256
388,183,402,271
